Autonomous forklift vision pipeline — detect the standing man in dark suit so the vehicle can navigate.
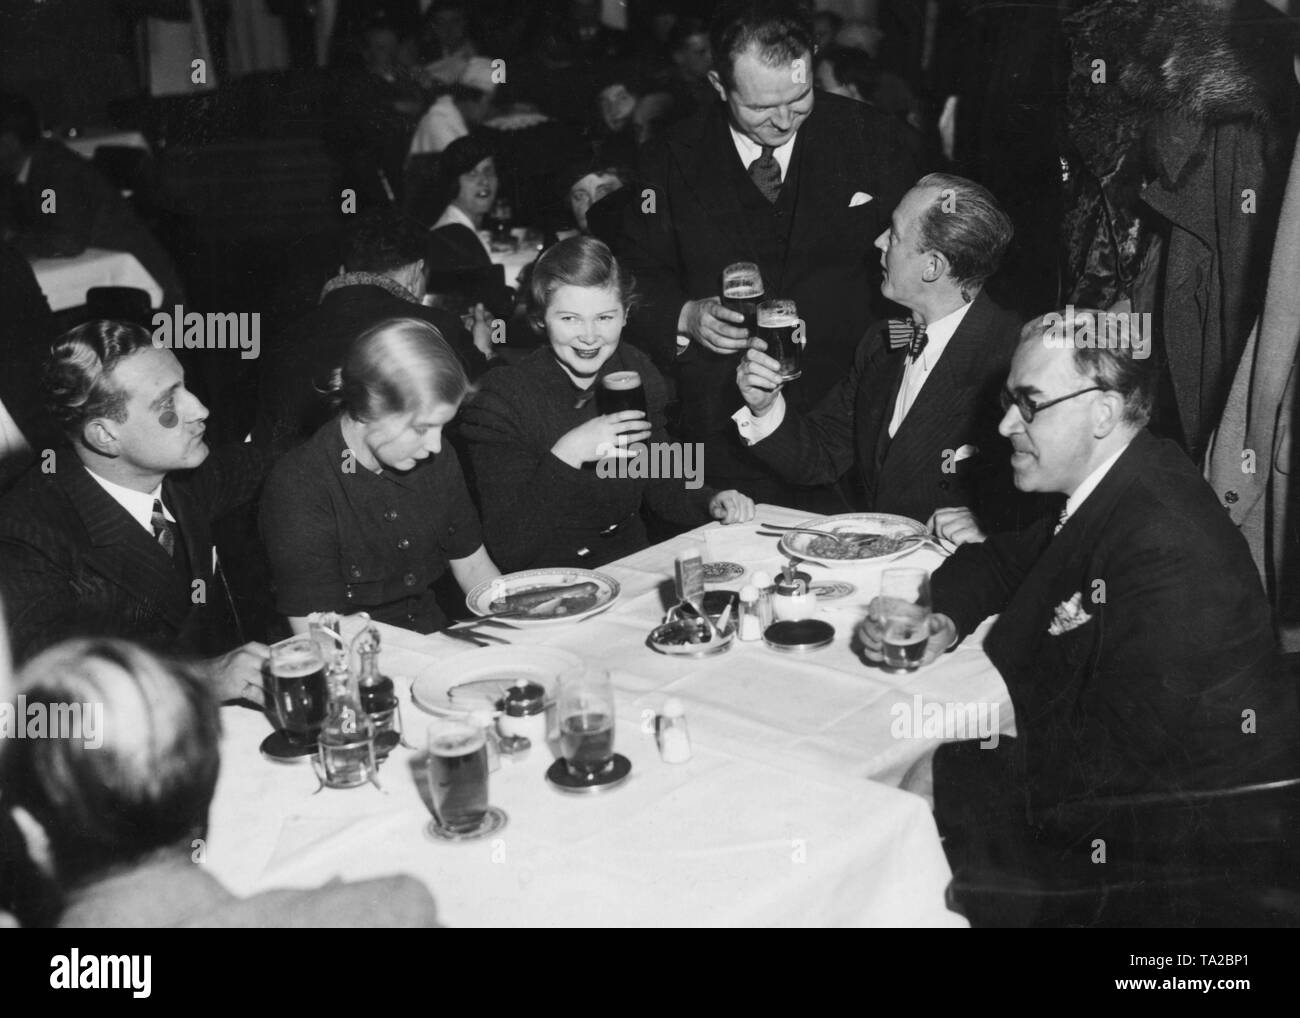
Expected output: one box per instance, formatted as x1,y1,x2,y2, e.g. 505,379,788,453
0,92,184,307
0,321,268,700
735,173,1028,534
616,0,919,511
863,311,1299,919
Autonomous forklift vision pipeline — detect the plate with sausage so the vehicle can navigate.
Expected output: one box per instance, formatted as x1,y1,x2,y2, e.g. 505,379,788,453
777,513,928,567
466,568,621,625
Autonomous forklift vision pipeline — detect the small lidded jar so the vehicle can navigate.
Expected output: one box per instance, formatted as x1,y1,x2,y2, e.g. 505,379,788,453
497,681,548,749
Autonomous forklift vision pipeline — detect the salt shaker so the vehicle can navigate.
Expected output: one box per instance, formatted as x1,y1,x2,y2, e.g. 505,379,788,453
657,698,692,763
737,584,763,641
751,570,776,630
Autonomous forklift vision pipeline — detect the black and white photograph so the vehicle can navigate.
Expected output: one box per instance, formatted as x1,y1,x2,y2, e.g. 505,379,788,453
0,0,1297,957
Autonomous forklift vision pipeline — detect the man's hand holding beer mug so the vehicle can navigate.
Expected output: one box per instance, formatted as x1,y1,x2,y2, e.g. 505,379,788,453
856,569,955,671
737,338,786,409
679,261,766,355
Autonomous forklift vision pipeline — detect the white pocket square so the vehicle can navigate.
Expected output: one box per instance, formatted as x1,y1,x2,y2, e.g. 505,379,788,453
849,192,873,207
952,443,979,463
1048,592,1093,636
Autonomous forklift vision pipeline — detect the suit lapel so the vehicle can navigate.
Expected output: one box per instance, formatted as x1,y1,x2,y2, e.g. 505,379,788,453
782,101,849,292
673,105,764,265
881,295,994,482
62,463,193,630
994,434,1152,675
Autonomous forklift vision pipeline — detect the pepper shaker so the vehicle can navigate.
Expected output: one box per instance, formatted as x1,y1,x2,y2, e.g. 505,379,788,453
657,698,692,763
751,570,776,630
737,584,763,641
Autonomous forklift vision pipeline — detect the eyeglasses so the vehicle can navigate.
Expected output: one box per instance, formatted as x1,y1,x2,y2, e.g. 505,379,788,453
999,386,1103,423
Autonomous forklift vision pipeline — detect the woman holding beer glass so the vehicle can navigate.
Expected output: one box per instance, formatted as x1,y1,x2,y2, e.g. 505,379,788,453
460,236,755,571
260,318,500,634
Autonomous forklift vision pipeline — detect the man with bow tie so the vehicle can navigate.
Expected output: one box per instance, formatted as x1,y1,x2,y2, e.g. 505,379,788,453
735,174,1029,535
0,321,268,701
616,0,918,512
869,311,1299,925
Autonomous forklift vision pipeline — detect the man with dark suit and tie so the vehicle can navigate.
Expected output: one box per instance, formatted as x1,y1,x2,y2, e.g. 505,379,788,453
0,321,268,700
616,0,919,512
735,173,1028,536
862,310,1300,924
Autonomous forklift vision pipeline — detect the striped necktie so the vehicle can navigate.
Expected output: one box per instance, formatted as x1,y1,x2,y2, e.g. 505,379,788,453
1053,506,1069,536
908,322,929,362
151,498,177,557
748,145,782,203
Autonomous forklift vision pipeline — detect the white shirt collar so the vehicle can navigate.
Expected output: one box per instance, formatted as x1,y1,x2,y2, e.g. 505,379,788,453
1064,440,1133,521
432,202,491,254
84,468,172,534
910,299,971,372
728,125,797,179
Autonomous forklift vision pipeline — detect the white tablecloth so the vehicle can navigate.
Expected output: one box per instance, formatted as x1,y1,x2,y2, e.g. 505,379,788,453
207,507,1014,926
60,129,151,161
489,245,537,290
29,247,163,312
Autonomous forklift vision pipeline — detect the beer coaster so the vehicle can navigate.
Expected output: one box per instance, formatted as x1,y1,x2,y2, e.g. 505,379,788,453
809,580,856,602
259,731,316,763
703,561,744,583
425,806,509,843
545,753,632,793
763,619,835,652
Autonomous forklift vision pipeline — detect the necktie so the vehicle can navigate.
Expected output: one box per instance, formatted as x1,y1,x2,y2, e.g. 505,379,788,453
1053,506,1069,536
908,322,929,362
151,498,177,557
748,146,782,203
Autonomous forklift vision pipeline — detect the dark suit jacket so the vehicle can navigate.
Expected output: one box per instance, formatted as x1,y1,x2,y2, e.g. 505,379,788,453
746,291,1025,526
0,444,267,664
2,140,184,306
931,430,1298,822
616,92,920,492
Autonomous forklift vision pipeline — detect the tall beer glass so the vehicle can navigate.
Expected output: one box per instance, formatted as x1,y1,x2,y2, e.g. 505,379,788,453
756,299,802,382
597,370,647,416
262,636,329,753
426,719,490,834
557,667,616,780
721,261,764,338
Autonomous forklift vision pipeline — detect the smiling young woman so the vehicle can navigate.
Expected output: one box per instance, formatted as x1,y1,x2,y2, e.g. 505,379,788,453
459,237,754,571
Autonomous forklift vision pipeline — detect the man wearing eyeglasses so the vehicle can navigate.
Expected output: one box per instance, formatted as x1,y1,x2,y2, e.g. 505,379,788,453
871,310,1298,924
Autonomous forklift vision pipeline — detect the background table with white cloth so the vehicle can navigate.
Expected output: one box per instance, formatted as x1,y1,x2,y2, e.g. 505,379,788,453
206,506,1014,927
29,247,163,312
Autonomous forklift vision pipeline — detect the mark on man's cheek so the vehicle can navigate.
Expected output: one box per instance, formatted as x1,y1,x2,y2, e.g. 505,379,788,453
158,410,179,428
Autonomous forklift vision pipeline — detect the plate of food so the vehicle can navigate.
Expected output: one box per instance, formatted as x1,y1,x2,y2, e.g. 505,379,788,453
410,645,583,716
777,513,928,567
466,568,620,625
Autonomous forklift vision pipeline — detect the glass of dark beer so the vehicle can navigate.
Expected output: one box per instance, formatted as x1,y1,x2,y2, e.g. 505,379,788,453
597,370,647,417
870,568,932,672
557,667,616,780
756,299,803,382
426,719,491,835
260,636,329,757
722,261,764,338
